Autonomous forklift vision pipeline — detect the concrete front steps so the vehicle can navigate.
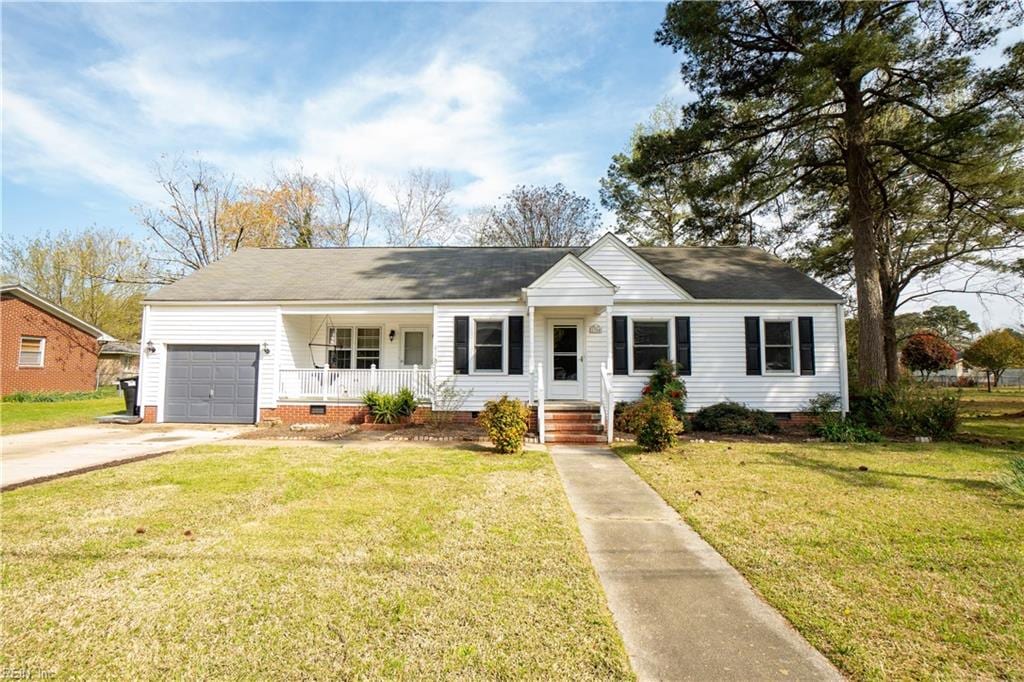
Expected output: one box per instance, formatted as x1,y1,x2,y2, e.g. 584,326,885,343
543,402,607,444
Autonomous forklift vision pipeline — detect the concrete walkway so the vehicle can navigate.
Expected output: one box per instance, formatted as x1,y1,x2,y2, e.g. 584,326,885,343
2,424,249,489
551,445,842,681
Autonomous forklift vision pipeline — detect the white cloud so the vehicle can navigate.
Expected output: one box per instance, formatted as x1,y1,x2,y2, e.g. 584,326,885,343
2,88,162,203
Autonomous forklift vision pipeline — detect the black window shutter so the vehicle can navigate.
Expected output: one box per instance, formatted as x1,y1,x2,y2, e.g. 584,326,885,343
674,317,691,376
454,316,469,375
798,316,815,375
612,316,628,375
744,316,762,375
508,316,524,375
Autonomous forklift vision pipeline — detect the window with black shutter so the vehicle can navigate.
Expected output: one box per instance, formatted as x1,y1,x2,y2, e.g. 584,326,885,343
674,317,691,375
454,316,469,374
744,317,762,375
798,316,815,375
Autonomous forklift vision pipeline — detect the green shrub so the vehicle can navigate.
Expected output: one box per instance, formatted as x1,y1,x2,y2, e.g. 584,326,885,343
887,384,960,439
998,457,1024,499
625,397,681,452
817,419,883,443
362,390,413,424
642,360,688,420
479,396,531,454
803,392,882,442
691,401,779,435
3,389,111,403
850,383,960,439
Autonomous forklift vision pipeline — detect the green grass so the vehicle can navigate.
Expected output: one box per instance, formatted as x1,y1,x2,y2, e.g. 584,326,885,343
0,444,632,680
0,387,124,435
954,387,1024,442
619,440,1023,680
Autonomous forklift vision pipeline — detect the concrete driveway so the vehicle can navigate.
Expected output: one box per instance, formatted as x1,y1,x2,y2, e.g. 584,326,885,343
1,423,250,489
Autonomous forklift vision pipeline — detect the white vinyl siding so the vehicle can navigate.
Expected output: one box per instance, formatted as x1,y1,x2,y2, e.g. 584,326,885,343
139,305,278,419
610,304,841,412
582,238,684,301
434,303,531,410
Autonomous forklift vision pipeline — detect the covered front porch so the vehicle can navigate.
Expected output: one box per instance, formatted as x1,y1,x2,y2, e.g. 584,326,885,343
277,309,434,402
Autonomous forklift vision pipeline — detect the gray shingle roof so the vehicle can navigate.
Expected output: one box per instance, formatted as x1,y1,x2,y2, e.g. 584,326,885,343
633,247,843,301
146,245,842,302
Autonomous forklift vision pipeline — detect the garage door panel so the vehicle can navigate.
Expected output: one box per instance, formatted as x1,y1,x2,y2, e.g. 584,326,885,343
164,344,258,424
166,383,190,399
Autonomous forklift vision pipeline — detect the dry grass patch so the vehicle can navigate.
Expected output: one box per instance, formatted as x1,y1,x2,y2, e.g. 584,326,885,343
1,443,631,679
619,440,1024,680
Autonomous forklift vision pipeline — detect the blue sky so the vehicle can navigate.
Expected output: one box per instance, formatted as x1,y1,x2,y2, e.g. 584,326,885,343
2,2,683,239
2,2,1020,327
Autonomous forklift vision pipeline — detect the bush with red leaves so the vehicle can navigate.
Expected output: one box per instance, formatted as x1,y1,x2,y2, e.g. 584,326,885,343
901,331,957,378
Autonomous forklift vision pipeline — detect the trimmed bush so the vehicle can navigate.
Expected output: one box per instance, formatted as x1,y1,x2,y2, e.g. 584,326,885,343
621,397,680,452
641,360,688,420
362,389,417,424
691,401,779,435
479,396,531,454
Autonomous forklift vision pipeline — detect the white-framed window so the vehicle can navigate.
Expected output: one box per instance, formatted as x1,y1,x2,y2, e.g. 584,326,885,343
356,328,382,369
631,319,670,372
327,327,352,368
472,318,505,373
327,327,381,369
763,319,796,373
401,328,427,367
18,336,45,368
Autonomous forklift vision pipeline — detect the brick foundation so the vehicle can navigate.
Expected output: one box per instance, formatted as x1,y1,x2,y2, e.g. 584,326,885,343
258,404,480,426
142,406,157,423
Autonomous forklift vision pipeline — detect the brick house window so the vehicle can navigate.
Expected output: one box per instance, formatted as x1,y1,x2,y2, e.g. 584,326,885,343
19,336,45,367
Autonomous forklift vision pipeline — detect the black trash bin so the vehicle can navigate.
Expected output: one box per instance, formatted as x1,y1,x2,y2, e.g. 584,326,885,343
118,376,139,416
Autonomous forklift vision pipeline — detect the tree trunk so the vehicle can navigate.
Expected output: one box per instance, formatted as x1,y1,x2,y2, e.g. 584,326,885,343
882,292,900,385
842,84,888,391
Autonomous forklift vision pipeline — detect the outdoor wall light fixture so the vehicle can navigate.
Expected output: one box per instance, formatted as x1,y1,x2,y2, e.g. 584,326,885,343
389,329,396,342
145,341,156,355
262,341,271,355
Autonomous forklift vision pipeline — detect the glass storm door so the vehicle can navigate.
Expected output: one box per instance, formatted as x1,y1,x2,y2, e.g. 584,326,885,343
549,321,583,400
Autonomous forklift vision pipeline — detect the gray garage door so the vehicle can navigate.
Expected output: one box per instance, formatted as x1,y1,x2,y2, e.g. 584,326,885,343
164,345,259,424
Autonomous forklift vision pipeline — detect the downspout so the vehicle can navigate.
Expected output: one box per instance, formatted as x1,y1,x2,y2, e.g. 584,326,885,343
137,304,150,417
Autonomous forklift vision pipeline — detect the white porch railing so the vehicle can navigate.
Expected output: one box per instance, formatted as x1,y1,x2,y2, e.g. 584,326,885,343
600,362,614,444
535,363,545,444
278,366,433,402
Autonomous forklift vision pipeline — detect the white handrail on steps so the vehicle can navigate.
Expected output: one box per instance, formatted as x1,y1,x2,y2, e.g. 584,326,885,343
600,362,614,444
536,363,545,445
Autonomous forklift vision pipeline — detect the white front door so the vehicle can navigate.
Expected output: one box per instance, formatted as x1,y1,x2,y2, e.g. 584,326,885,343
548,319,583,400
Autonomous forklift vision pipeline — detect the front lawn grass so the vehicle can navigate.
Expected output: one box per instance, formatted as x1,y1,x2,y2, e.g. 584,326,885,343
1,443,631,679
0,387,125,435
955,387,1024,442
619,440,1023,680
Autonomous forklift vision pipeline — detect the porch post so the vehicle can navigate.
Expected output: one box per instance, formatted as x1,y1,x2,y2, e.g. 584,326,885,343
528,306,536,404
605,305,613,371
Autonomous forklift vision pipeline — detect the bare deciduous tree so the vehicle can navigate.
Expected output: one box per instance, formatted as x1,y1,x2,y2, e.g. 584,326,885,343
383,169,458,246
1,228,153,340
135,155,241,276
474,183,600,247
323,168,375,247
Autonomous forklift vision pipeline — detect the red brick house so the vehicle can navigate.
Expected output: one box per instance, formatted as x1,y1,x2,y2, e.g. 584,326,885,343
1,284,112,396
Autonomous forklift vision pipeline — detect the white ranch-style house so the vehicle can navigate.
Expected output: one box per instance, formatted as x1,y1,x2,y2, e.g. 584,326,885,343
137,233,848,443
